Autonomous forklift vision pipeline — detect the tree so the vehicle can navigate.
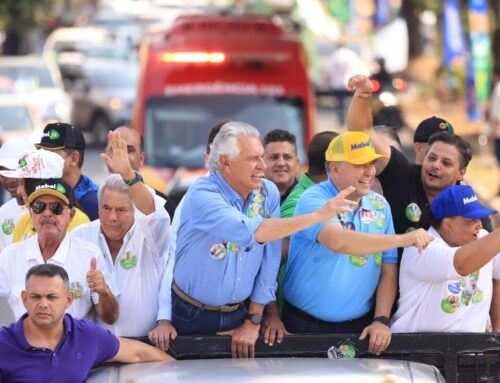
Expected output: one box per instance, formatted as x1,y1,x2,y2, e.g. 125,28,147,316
0,0,60,55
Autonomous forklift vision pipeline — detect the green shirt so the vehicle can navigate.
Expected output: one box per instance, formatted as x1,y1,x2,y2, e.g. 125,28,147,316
280,173,315,218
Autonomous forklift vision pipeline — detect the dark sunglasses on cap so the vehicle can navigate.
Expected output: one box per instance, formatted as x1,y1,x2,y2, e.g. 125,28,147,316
30,201,69,215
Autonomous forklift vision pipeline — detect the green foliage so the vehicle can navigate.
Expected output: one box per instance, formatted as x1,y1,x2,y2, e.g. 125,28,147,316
0,0,61,33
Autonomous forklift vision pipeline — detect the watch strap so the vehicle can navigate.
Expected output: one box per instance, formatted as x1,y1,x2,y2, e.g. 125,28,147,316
123,171,143,187
373,316,391,327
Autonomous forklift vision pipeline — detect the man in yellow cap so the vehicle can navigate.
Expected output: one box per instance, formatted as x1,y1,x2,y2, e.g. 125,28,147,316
282,131,433,355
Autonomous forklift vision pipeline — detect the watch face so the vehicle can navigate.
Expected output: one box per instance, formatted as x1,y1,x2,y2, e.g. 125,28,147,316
247,313,262,325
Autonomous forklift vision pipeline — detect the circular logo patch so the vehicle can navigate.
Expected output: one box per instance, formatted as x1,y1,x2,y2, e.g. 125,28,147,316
369,194,386,210
70,281,84,299
350,255,367,267
120,252,137,270
447,281,461,295
210,243,227,260
374,253,382,266
405,203,422,223
441,297,459,313
472,289,483,304
1,218,14,235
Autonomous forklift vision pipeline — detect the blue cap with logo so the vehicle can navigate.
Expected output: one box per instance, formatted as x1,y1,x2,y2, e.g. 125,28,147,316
431,185,497,219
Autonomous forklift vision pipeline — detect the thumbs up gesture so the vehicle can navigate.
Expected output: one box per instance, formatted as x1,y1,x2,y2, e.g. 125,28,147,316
86,257,106,295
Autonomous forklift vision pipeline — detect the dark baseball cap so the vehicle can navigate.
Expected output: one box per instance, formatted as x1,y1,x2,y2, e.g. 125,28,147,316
36,123,86,151
28,178,74,207
413,116,455,143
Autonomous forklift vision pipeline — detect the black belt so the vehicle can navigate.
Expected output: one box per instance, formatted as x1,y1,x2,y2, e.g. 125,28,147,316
284,300,372,329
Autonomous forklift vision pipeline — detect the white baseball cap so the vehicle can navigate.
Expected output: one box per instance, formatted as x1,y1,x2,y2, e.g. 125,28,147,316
0,139,36,170
0,149,64,179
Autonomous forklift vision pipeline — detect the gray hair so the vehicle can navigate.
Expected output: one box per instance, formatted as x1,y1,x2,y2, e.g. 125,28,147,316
206,121,260,173
98,174,134,209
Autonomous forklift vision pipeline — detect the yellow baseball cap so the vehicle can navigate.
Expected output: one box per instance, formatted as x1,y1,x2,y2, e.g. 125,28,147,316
325,131,388,165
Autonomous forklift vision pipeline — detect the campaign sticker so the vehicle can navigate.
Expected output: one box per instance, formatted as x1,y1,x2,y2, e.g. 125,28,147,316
247,203,264,218
350,255,367,267
447,281,461,295
327,344,356,359
369,194,386,210
441,296,459,313
360,211,373,225
252,192,265,203
120,252,137,270
70,281,84,299
210,243,227,260
405,203,422,223
1,218,14,235
224,240,239,252
372,218,386,229
461,290,472,306
374,253,382,266
472,289,483,304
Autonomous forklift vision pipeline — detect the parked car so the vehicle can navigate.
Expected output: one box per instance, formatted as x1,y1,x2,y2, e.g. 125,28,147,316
59,57,138,145
87,357,445,382
0,96,44,144
0,56,72,124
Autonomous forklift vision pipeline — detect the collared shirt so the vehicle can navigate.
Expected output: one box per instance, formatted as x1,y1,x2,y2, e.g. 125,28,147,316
0,198,26,252
391,227,500,333
72,194,170,337
284,179,397,322
280,178,298,204
74,174,99,221
0,233,111,320
0,313,119,383
174,172,281,306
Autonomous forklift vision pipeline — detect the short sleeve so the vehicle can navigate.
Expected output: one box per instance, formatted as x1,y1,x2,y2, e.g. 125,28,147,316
93,323,120,364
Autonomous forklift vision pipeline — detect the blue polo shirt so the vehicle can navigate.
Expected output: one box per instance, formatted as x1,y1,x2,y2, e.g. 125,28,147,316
174,172,281,306
283,179,397,322
0,314,119,383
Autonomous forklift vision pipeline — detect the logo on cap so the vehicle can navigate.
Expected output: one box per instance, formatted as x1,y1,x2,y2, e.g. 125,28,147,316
350,141,371,151
49,129,60,140
463,195,477,205
56,183,66,194
18,158,27,168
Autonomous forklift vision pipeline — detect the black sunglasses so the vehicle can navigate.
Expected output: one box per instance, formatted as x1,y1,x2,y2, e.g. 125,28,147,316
30,201,68,215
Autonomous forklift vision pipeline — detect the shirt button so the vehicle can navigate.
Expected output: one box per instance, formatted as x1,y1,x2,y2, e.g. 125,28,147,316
239,257,243,261
237,278,240,282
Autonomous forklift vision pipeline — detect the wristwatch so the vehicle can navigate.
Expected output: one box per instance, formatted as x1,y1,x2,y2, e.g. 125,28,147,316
123,171,143,187
245,313,263,325
373,316,391,327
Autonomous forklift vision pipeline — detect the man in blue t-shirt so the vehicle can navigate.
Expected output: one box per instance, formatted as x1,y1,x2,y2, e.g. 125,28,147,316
0,264,172,383
283,132,434,355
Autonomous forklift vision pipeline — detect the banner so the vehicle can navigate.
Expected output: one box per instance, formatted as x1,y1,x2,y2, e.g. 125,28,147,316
443,0,466,68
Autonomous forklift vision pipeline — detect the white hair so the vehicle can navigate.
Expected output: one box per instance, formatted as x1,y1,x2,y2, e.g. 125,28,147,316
205,121,260,173
97,174,134,209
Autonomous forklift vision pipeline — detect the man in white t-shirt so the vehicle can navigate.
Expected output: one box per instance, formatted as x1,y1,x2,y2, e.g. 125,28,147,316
72,131,171,338
0,139,36,251
392,184,500,333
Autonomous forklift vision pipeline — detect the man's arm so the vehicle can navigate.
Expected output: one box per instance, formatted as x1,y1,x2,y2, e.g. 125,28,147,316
359,263,397,355
217,301,264,358
346,75,391,174
317,222,433,256
491,279,500,332
453,228,500,276
253,186,357,243
100,131,154,215
87,257,119,324
109,337,174,363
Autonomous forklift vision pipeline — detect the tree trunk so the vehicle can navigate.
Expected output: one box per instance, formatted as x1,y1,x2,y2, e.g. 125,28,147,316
400,0,423,59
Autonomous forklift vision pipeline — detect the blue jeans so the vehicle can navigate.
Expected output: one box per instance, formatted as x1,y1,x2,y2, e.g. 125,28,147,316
171,290,248,335
282,301,372,334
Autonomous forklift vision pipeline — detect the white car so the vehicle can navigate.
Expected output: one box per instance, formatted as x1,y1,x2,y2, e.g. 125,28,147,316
0,96,44,144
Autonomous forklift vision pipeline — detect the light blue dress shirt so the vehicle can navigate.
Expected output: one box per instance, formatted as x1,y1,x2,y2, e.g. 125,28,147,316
173,172,281,306
284,179,397,322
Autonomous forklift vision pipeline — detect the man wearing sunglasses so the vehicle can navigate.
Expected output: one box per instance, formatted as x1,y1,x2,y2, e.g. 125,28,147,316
0,178,119,326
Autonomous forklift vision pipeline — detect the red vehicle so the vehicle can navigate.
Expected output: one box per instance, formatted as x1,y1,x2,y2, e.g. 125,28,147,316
134,14,315,201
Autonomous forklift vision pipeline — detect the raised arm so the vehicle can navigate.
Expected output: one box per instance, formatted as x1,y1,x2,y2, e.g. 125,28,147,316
454,228,500,276
347,75,391,174
101,131,154,215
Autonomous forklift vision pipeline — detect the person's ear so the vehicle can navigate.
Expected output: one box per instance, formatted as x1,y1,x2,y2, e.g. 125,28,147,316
220,154,230,170
21,290,28,308
69,207,76,219
66,291,74,308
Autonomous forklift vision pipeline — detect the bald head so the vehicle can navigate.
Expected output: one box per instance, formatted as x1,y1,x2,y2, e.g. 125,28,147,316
107,126,145,170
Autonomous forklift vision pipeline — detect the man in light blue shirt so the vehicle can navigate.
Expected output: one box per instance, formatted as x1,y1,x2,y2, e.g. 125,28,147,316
171,121,358,359
283,131,434,355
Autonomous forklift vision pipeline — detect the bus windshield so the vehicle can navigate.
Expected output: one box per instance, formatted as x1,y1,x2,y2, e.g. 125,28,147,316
144,95,306,169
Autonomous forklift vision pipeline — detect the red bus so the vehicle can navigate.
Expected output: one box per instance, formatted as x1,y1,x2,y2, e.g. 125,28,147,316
134,14,315,200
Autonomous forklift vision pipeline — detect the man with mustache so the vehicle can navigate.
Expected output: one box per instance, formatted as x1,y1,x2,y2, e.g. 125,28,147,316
0,178,118,325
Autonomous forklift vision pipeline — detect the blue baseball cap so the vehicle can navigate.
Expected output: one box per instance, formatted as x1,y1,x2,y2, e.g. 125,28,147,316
431,185,497,219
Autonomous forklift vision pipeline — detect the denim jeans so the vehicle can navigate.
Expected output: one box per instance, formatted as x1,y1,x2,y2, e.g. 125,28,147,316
282,302,372,334
171,290,248,335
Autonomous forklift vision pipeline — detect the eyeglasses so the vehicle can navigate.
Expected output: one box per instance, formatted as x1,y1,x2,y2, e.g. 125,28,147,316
30,201,68,215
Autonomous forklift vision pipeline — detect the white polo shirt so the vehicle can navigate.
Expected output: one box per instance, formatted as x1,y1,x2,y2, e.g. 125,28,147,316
0,199,26,252
72,193,170,337
0,233,111,320
392,227,500,333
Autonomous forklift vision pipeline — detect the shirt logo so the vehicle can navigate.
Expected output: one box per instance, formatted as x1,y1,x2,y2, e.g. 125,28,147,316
120,252,137,270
